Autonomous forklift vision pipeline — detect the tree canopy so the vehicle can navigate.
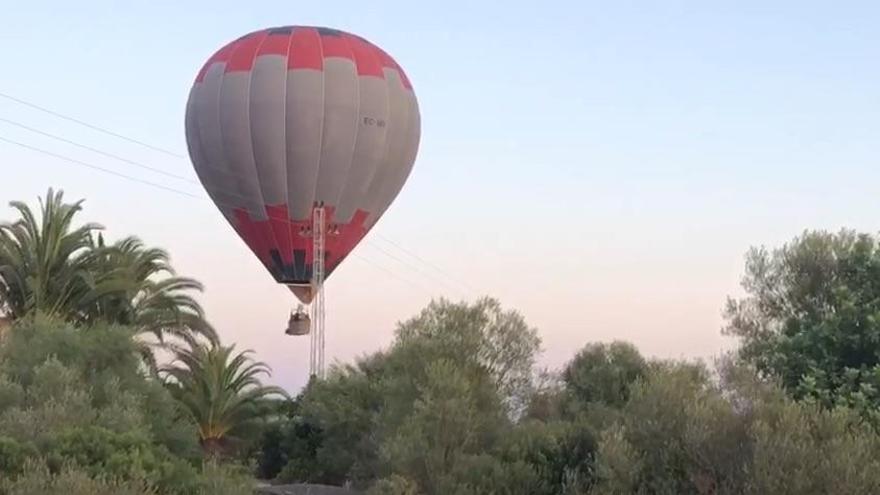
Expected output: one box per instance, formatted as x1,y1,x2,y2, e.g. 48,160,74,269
725,229,880,422
6,190,880,494
0,190,215,369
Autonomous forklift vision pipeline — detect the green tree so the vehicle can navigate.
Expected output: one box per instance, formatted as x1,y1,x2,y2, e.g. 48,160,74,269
590,362,752,495
725,229,880,420
0,318,216,493
562,341,647,420
395,298,541,416
267,298,539,490
381,360,482,494
589,361,880,495
0,190,215,366
161,342,287,458
0,189,102,320
83,236,216,369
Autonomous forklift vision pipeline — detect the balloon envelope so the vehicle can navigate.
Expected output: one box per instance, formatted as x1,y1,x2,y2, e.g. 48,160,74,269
185,26,420,303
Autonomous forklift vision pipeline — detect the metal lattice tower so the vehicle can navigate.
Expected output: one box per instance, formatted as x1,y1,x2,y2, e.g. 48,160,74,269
309,205,326,379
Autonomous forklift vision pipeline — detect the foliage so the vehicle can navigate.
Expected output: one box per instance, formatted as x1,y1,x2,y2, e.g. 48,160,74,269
192,461,256,495
263,298,583,494
0,460,255,495
395,297,541,416
725,230,880,417
561,341,647,424
0,437,37,474
7,196,880,495
381,359,484,493
589,362,750,495
588,362,880,495
161,342,288,457
256,410,322,481
258,284,880,495
0,189,215,367
368,474,420,495
293,298,535,489
0,189,101,320
0,318,253,494
497,419,596,494
0,461,157,495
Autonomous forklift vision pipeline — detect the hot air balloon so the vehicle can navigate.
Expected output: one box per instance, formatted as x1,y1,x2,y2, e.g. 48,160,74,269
184,26,420,376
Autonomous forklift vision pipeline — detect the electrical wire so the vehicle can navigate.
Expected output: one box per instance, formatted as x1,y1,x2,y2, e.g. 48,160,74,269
0,134,442,297
0,117,197,183
0,90,476,296
0,91,185,158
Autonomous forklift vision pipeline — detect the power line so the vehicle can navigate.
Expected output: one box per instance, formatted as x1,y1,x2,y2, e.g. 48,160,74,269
0,117,197,183
0,91,185,158
349,253,435,297
0,136,202,198
364,237,470,298
0,115,267,208
0,91,474,295
372,232,477,294
0,134,443,298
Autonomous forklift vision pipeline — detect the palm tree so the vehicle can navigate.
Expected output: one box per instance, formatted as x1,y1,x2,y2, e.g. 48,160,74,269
161,342,288,457
81,236,217,367
0,189,215,364
0,189,101,320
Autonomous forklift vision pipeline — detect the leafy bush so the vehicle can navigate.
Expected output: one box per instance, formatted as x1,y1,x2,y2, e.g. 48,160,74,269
0,436,37,474
0,318,248,494
0,460,255,495
267,299,537,491
589,362,880,495
726,230,880,422
0,461,157,495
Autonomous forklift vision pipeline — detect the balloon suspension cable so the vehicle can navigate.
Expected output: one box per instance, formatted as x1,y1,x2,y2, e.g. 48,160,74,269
309,205,326,379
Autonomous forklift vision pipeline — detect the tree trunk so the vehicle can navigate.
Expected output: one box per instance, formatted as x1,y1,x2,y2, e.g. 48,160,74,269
201,437,225,458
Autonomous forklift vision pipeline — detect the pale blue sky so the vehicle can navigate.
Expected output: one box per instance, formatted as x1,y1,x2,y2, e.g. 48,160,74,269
1,1,878,390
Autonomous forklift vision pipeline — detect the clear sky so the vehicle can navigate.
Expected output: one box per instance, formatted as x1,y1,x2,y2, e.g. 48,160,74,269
1,1,878,391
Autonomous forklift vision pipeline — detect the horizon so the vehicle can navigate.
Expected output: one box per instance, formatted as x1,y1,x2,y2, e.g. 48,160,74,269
1,1,878,392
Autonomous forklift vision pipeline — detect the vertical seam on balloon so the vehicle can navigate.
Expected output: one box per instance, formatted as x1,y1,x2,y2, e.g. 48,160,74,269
371,69,415,227
214,41,242,211
188,88,244,241
185,88,217,212
212,39,261,267
307,28,327,275
366,66,403,226
280,28,293,272
217,35,271,271
194,69,239,212
310,30,327,211
245,31,285,271
391,98,420,212
193,41,278,210
357,42,392,221
394,79,420,202
330,34,362,221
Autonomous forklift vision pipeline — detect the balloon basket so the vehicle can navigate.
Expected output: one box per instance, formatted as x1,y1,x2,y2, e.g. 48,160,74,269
285,307,311,336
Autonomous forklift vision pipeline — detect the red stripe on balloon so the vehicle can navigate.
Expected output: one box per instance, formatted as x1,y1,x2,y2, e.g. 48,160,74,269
374,46,412,90
320,34,352,60
235,203,372,283
266,205,294,264
226,31,268,72
288,28,323,70
258,30,290,56
375,47,397,69
347,35,384,77
233,209,271,266
195,42,236,82
334,209,369,271
290,226,311,263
